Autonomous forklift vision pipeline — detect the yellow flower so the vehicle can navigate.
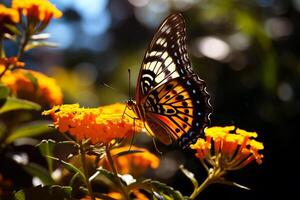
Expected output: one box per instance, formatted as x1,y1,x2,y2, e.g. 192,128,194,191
100,145,160,176
12,0,62,31
0,4,19,36
1,68,63,106
190,126,264,171
42,103,142,144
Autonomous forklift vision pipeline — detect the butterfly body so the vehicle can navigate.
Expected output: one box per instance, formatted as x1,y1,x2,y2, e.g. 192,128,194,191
128,13,212,149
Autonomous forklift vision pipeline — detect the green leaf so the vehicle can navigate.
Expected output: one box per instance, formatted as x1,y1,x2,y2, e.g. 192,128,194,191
5,121,52,144
37,139,56,173
0,83,10,99
23,163,55,185
179,165,198,189
47,155,85,181
69,172,82,187
24,41,58,51
0,97,41,114
216,178,250,190
128,179,186,200
4,24,21,35
14,185,72,200
96,168,125,186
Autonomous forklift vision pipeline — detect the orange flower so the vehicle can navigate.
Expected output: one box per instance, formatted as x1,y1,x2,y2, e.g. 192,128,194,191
82,191,148,200
42,103,142,144
0,4,19,36
100,145,160,176
1,68,63,106
12,0,62,31
0,57,25,69
190,126,264,171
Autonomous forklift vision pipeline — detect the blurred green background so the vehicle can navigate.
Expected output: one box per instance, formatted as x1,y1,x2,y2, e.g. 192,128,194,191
1,0,299,199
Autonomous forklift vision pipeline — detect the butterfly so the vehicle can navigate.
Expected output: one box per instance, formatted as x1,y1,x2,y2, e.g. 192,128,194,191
127,13,212,149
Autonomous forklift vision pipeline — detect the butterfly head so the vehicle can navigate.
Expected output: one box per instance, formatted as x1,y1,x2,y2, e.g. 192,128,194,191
126,99,142,119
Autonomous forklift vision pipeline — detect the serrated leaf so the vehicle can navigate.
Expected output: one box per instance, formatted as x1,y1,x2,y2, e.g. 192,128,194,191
24,41,58,51
38,139,56,173
128,179,186,200
0,97,41,114
5,121,52,144
180,165,198,189
14,185,72,200
96,168,125,186
23,163,55,185
47,155,85,181
0,83,10,99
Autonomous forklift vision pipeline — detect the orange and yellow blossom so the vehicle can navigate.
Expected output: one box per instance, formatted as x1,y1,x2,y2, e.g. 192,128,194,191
0,57,25,70
82,190,149,200
12,0,62,30
1,68,62,106
100,145,160,176
190,126,264,171
0,4,19,36
42,103,142,144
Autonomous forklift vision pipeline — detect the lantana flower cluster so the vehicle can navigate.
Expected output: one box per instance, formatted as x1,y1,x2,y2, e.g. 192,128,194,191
42,103,142,144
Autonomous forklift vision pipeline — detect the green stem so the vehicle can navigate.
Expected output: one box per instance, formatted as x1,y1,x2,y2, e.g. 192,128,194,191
189,168,225,199
105,145,129,200
17,29,30,59
79,142,95,200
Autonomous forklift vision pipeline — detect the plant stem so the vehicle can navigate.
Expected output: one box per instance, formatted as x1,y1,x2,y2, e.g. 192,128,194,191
189,174,213,199
79,142,95,200
105,144,129,200
17,29,30,59
189,168,225,199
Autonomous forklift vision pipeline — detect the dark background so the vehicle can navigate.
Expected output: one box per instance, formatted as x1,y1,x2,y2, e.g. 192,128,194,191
1,0,299,199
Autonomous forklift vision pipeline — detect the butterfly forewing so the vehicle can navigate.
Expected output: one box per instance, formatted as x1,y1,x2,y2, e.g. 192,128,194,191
135,13,212,149
136,13,192,104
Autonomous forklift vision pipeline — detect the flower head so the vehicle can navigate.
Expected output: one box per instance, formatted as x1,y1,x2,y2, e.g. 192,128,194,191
1,68,63,106
12,0,62,32
42,103,142,144
190,126,264,171
0,57,25,70
0,4,19,36
100,145,160,176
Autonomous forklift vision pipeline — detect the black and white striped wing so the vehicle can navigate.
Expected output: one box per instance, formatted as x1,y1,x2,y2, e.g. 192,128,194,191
136,13,192,104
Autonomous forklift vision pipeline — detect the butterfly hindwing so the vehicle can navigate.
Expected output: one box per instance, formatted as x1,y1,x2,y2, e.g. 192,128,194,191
144,76,211,148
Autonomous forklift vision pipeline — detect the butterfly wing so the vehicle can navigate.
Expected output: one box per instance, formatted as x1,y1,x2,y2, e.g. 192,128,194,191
136,13,212,148
136,13,192,105
144,77,211,148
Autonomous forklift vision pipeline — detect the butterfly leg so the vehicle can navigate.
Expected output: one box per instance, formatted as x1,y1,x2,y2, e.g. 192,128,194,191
142,123,162,154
